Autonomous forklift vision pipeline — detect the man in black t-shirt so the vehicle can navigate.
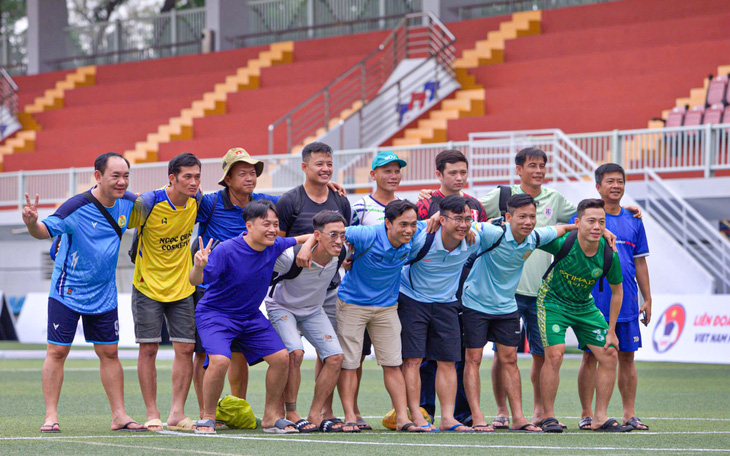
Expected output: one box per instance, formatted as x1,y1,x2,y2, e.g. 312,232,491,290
275,141,351,430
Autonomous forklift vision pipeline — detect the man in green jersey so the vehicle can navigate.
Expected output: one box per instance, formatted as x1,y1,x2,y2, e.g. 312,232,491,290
537,199,631,433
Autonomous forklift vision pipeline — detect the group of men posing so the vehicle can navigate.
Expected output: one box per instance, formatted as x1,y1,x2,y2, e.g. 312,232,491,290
23,141,652,435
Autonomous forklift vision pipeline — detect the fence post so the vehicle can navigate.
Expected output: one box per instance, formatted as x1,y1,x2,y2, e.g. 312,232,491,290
69,168,76,200
171,8,177,55
703,123,712,178
611,129,620,166
114,20,122,63
379,0,386,29
307,0,314,38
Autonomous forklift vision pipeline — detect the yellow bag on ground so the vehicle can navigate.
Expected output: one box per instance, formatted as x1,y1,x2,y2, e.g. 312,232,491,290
216,395,257,429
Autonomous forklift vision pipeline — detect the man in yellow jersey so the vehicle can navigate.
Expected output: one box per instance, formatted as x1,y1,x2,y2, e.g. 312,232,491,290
131,152,202,432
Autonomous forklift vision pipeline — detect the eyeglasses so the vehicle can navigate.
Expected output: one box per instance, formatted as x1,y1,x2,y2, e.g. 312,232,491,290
321,231,347,240
443,215,473,225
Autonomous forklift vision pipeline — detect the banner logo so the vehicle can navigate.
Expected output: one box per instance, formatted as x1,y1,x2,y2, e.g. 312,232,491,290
652,304,686,353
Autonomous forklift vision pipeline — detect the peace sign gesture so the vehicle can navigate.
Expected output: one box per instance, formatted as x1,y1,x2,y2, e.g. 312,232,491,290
194,236,214,268
22,193,40,226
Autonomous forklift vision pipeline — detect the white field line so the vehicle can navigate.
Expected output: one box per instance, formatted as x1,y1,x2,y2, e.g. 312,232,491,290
360,416,730,422
52,439,250,456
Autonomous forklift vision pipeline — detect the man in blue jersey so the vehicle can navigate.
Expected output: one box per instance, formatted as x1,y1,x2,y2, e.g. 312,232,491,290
22,152,146,433
577,163,652,431
189,200,312,434
336,199,427,433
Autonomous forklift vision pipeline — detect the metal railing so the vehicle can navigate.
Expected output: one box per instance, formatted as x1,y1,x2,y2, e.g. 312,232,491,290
267,11,456,154
238,0,421,47
455,0,617,20
643,168,730,293
0,27,27,76
47,8,205,70
567,123,730,177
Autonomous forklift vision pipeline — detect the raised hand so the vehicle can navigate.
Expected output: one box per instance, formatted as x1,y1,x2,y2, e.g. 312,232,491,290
22,193,39,227
194,236,214,268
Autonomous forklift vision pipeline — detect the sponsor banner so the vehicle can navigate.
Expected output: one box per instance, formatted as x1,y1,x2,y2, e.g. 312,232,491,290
635,294,730,364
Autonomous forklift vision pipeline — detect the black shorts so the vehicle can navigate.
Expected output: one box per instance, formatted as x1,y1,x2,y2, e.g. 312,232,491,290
397,293,462,362
462,307,520,349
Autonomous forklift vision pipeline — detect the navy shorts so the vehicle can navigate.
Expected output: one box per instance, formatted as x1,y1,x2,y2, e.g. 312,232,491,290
196,309,286,366
585,319,642,353
463,307,520,349
47,298,119,346
398,293,462,362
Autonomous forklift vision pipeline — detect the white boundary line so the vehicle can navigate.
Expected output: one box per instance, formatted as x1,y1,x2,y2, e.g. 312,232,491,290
360,415,730,422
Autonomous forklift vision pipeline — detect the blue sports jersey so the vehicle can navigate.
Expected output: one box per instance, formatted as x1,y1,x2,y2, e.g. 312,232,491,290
42,191,137,314
197,236,296,317
590,208,649,322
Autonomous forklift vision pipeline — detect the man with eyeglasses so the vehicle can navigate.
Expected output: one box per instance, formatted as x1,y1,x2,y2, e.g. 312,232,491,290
264,211,347,433
399,194,486,432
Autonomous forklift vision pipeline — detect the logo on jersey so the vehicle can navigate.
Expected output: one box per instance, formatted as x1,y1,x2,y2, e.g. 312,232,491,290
652,304,685,353
161,217,168,224
117,215,127,228
552,324,560,333
53,323,59,330
543,205,553,218
91,221,98,228
522,250,532,260
591,268,603,278
114,320,119,336
70,251,80,272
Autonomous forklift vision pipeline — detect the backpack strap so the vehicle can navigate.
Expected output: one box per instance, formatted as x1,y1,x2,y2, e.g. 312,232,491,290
456,225,506,301
542,230,578,281
83,191,122,239
498,185,512,217
326,247,350,291
534,230,541,248
269,245,305,297
285,186,306,237
335,192,351,226
598,239,614,292
406,232,436,289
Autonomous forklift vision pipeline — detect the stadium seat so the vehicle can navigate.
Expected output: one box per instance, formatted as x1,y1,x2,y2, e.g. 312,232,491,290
703,104,724,124
724,106,730,123
684,106,704,127
706,75,728,106
665,107,686,128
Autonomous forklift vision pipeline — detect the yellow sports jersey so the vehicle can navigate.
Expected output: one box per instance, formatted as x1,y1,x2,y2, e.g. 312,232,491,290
132,187,200,302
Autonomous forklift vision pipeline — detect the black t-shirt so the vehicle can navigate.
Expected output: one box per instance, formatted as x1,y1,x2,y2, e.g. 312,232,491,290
276,185,351,236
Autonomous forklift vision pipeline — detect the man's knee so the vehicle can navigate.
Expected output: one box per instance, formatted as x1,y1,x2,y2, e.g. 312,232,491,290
617,351,635,367
544,347,564,366
95,344,120,361
138,343,159,359
266,349,290,369
497,348,518,366
324,353,344,368
403,358,423,370
465,350,483,366
173,342,195,357
289,350,304,367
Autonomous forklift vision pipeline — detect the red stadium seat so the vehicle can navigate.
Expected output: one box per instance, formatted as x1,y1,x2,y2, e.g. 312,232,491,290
706,75,728,106
703,104,724,124
724,106,730,123
665,106,686,127
684,106,704,126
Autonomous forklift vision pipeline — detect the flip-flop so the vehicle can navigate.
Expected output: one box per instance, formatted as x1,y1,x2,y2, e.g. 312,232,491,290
397,422,424,432
420,423,440,432
624,416,649,430
195,419,216,435
40,423,61,433
443,423,475,433
167,417,196,431
472,424,495,433
319,419,343,433
294,419,318,433
491,416,509,429
540,417,563,433
341,422,361,433
579,416,593,430
356,419,372,431
143,419,163,432
535,418,567,430
114,421,147,432
510,423,542,433
263,418,298,434
593,418,632,432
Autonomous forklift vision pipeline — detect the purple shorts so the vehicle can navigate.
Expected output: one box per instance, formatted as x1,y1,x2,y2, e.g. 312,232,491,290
196,309,285,366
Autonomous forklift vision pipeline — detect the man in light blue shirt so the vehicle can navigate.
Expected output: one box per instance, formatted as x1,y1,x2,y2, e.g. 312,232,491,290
398,194,481,432
336,200,427,433
462,194,572,433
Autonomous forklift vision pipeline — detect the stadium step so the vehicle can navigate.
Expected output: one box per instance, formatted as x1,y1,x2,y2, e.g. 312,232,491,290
123,41,294,164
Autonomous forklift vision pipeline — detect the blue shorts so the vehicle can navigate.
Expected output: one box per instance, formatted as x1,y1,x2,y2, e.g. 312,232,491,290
196,309,286,366
585,319,642,353
47,298,119,346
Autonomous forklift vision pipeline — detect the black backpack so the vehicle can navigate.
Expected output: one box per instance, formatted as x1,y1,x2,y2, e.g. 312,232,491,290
497,185,511,217
542,231,613,292
269,244,349,297
285,185,351,236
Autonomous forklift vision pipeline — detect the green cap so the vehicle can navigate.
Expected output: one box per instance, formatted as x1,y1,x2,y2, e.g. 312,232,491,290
371,151,407,170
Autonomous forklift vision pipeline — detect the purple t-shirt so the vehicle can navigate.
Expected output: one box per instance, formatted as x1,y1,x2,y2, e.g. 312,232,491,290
197,235,296,318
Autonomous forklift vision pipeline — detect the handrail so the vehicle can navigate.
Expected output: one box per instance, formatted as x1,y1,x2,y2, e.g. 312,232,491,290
643,168,730,293
227,13,406,46
45,39,202,70
267,11,455,154
454,0,617,19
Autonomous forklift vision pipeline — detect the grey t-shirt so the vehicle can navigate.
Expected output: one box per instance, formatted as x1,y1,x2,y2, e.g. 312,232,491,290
265,245,349,318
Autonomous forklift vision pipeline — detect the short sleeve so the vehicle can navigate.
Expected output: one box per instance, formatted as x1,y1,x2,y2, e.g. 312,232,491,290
42,215,68,237
534,226,558,246
345,225,376,252
275,192,296,234
275,237,297,256
473,222,503,250
478,187,501,219
253,192,281,204
196,193,215,224
128,191,155,229
556,193,578,223
203,245,225,285
351,199,365,226
634,220,649,257
408,228,428,257
416,199,431,221
607,250,623,285
274,247,295,274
